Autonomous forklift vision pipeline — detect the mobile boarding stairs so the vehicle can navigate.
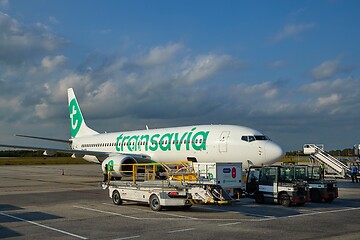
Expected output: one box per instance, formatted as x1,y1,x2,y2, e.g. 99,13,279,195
303,144,351,178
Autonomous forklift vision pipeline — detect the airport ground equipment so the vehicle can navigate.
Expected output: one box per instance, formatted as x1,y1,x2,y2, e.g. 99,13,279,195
292,165,338,202
355,144,360,158
245,166,309,207
303,144,351,178
193,162,242,198
103,162,232,211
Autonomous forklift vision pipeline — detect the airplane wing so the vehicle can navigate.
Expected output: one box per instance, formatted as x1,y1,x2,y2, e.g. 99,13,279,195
0,144,107,157
0,144,151,162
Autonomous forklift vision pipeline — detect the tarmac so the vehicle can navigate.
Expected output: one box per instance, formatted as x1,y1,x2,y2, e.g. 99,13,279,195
1,164,360,240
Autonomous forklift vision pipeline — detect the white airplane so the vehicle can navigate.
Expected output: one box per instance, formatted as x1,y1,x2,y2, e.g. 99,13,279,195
0,88,284,177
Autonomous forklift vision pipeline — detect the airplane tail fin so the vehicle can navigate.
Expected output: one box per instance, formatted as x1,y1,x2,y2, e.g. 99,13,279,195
68,88,98,138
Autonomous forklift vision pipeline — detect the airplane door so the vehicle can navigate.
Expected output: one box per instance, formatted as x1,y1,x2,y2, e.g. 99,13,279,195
219,131,230,152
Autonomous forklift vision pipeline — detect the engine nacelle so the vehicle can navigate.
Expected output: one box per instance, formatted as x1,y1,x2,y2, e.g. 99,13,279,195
101,155,137,178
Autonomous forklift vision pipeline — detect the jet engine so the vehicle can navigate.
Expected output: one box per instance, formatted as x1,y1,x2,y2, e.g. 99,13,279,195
101,155,137,178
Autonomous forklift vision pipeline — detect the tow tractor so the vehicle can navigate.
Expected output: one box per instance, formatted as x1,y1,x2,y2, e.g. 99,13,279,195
103,162,232,211
245,166,309,207
292,165,338,202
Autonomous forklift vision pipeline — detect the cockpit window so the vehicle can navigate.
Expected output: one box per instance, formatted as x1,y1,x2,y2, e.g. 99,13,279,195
248,136,255,142
254,135,270,140
242,135,269,142
241,135,255,142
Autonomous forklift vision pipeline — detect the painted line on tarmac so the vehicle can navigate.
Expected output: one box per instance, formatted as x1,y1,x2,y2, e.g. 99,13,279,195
102,202,198,220
168,228,195,233
73,205,245,221
112,235,140,240
218,222,242,226
286,207,360,219
255,207,360,222
0,211,87,239
193,205,275,218
73,205,141,220
218,207,360,226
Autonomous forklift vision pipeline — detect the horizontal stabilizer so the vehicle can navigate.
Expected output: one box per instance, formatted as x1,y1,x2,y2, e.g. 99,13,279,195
16,134,71,144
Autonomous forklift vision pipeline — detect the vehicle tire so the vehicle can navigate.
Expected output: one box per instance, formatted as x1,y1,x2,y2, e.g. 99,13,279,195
112,190,122,205
254,192,265,204
279,193,291,207
310,189,322,203
149,194,162,211
324,197,334,203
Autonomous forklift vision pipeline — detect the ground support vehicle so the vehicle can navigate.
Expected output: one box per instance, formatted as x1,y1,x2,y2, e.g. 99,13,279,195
245,166,309,207
103,162,232,211
193,162,243,199
293,165,338,202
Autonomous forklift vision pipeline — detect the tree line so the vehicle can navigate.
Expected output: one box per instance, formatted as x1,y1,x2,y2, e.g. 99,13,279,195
0,150,71,157
286,148,357,157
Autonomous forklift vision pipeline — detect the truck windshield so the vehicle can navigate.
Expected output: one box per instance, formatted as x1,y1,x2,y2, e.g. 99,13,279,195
279,167,294,183
307,166,321,180
294,167,307,180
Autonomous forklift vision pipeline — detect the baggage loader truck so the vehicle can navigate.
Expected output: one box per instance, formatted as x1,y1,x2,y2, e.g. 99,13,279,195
103,162,232,211
245,166,309,207
293,165,338,202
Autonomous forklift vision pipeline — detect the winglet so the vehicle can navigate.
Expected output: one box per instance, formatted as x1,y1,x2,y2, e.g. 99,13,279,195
68,88,98,138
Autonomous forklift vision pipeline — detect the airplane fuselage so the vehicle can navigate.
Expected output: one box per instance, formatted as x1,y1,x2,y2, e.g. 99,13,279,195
72,124,284,168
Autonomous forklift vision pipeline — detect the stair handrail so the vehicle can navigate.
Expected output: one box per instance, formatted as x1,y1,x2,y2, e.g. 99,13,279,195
311,145,351,176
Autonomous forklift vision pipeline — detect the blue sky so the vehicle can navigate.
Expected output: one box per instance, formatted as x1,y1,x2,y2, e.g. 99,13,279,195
0,0,359,152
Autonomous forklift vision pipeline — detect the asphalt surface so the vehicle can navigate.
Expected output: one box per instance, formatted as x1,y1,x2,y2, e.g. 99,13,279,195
1,164,360,240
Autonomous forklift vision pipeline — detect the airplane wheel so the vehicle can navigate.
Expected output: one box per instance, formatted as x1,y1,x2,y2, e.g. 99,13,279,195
112,190,122,205
279,193,291,207
149,194,162,211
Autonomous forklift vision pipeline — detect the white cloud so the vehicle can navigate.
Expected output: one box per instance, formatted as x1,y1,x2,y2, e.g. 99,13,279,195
35,101,51,119
136,43,183,67
0,12,67,65
0,0,9,9
41,55,67,71
242,82,279,99
179,54,237,84
311,60,353,80
267,60,288,69
312,60,339,80
48,74,93,102
316,93,341,108
272,23,315,42
48,16,59,24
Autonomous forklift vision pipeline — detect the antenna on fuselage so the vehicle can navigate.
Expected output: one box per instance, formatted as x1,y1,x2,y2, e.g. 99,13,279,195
146,125,149,130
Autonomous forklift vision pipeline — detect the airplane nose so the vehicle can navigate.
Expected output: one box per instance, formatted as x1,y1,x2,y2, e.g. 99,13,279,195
265,141,284,164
